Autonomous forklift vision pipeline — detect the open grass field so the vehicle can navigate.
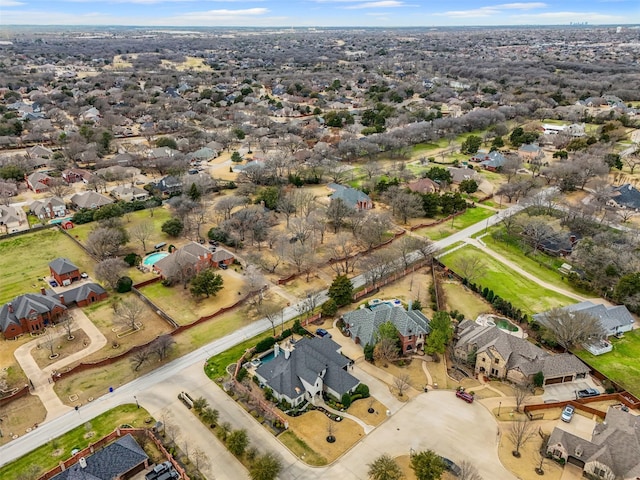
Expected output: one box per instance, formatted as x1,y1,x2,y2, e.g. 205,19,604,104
575,329,640,398
70,207,172,253
441,281,492,319
0,404,151,479
481,233,585,294
441,245,575,315
0,394,47,447
418,208,494,241
0,228,96,305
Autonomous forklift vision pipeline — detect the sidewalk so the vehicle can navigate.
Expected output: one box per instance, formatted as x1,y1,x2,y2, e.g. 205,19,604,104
13,308,107,421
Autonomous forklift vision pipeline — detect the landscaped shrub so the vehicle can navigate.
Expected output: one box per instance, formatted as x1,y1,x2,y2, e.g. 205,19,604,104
275,329,292,341
533,371,544,388
355,383,370,398
350,394,362,402
293,319,306,335
124,253,141,267
341,393,352,408
364,344,374,362
236,366,248,382
255,337,276,353
321,298,338,317
264,387,274,402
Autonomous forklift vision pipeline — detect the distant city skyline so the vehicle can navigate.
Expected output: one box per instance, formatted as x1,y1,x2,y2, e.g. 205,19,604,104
0,0,638,27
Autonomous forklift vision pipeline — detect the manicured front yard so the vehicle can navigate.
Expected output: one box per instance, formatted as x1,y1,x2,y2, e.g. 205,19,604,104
419,208,494,240
441,245,575,315
0,228,96,304
441,281,492,319
575,329,640,398
0,404,151,479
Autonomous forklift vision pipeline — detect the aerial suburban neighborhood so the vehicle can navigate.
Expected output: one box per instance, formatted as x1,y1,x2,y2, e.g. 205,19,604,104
1,15,640,480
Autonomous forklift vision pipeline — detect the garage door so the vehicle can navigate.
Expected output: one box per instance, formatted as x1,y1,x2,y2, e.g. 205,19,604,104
545,377,563,385
567,456,585,468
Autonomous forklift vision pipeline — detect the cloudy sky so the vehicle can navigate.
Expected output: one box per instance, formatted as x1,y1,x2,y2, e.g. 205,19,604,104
0,0,637,27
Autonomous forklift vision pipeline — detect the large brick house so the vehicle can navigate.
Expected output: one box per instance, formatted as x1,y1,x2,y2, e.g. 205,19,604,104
153,242,214,280
0,283,107,339
49,258,81,285
343,302,431,355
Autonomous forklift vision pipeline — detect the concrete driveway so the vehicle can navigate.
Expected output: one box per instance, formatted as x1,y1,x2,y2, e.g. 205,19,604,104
542,378,602,403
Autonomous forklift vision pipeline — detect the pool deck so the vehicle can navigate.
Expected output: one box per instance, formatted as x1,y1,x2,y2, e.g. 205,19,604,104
475,313,527,339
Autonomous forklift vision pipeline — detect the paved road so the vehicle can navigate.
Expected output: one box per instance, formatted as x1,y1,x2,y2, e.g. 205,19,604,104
0,199,530,468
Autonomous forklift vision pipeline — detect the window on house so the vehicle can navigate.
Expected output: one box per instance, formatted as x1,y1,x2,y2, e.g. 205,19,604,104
406,344,412,350
481,358,485,362
409,335,412,340
494,358,499,364
553,449,562,458
593,467,606,477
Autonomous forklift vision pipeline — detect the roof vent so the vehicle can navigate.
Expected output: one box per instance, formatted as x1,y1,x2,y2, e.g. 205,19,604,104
79,457,87,469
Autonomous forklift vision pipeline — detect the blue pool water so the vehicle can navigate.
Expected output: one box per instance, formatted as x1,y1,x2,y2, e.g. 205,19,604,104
260,351,276,364
143,252,169,266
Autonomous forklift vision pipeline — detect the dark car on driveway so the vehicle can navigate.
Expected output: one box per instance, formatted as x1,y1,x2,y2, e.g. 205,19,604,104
439,457,462,476
576,388,599,399
316,328,332,338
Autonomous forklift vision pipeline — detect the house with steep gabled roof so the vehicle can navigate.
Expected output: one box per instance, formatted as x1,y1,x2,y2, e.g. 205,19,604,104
547,407,640,479
254,336,359,407
327,183,372,210
470,151,507,171
153,241,213,280
454,320,590,385
344,303,430,355
25,171,53,192
110,185,149,202
49,258,80,285
0,204,27,234
30,197,67,220
608,183,640,210
407,177,439,194
70,191,113,210
518,143,544,162
153,175,182,196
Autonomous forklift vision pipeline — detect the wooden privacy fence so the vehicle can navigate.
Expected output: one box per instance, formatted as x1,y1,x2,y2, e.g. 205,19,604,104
353,257,431,301
0,384,29,407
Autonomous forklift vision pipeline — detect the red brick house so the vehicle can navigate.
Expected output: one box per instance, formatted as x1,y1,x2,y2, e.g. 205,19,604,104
211,248,235,267
25,171,53,192
153,242,214,280
0,283,107,339
49,258,81,286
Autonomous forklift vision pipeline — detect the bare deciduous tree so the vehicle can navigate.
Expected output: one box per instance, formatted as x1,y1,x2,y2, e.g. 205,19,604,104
452,254,487,284
86,227,128,260
115,297,145,331
130,220,154,252
509,418,536,457
94,257,128,289
537,308,605,350
514,383,532,413
59,312,76,340
130,347,151,371
459,460,483,480
151,334,175,361
393,374,411,397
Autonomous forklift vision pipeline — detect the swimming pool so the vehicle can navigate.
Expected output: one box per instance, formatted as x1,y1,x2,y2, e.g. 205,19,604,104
143,252,169,266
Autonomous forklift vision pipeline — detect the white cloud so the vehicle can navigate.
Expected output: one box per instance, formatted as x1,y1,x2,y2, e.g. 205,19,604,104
344,1,407,9
441,1,546,17
0,0,25,6
496,2,547,9
510,10,622,21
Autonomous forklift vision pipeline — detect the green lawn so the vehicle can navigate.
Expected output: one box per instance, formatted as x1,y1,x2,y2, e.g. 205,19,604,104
440,245,575,315
71,207,172,253
481,234,585,295
575,330,640,398
420,208,494,241
204,330,275,380
442,282,492,319
0,228,96,304
278,430,327,466
0,404,151,479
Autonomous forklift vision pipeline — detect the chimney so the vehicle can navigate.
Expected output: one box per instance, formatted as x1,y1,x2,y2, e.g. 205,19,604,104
79,457,87,469
408,300,412,311
8,303,13,313
59,295,65,305
41,287,46,295
274,343,280,358
284,349,290,360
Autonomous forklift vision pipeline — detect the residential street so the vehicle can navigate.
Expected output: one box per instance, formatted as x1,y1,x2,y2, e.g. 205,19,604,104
0,202,530,473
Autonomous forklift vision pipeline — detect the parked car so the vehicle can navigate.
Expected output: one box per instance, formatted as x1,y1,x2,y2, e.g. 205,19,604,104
80,272,89,279
455,387,474,404
576,388,599,399
209,240,219,246
49,280,58,287
219,263,228,270
316,328,332,338
561,405,575,422
439,457,462,477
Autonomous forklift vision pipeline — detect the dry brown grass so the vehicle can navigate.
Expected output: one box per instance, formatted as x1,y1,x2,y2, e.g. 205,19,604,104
346,397,388,427
285,410,365,464
0,335,32,388
0,394,47,446
396,455,457,480
425,360,459,390
32,328,91,369
375,358,429,391
498,427,564,480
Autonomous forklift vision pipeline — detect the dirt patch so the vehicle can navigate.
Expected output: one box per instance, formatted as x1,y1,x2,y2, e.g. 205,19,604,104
0,394,47,446
285,410,365,464
346,397,388,427
32,328,91,369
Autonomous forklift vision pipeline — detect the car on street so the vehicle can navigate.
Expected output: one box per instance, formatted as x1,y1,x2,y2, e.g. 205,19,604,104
439,456,462,476
455,388,474,403
576,388,599,399
561,405,575,422
316,328,332,338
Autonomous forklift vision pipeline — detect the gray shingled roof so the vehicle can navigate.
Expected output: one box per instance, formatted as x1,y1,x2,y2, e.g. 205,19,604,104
0,293,66,333
50,283,106,305
534,301,635,335
70,191,113,209
327,183,371,209
344,304,430,347
256,337,358,400
611,183,640,209
548,408,640,478
51,434,148,480
49,258,79,275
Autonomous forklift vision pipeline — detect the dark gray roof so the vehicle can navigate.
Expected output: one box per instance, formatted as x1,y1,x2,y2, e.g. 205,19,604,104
1,293,66,333
49,258,79,275
344,304,430,346
611,183,640,210
256,337,358,400
48,283,106,305
51,434,148,480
